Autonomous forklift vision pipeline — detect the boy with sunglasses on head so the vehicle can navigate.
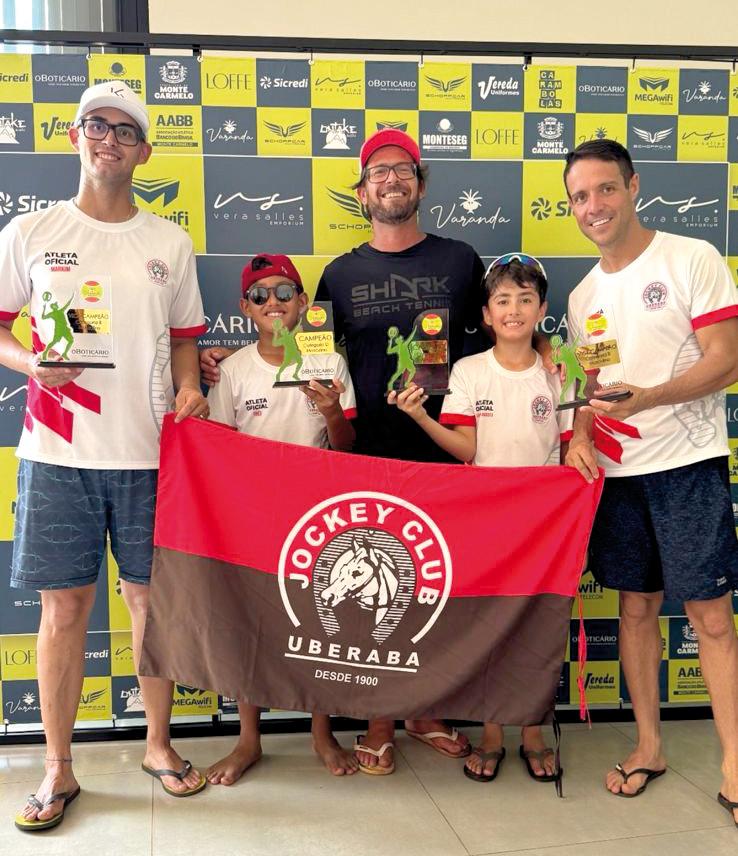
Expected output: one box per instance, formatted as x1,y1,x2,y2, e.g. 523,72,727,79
205,253,358,783
389,253,574,786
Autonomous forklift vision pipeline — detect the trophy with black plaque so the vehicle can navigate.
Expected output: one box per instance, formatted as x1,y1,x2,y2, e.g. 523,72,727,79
272,301,335,388
386,308,451,396
551,309,632,411
38,280,115,368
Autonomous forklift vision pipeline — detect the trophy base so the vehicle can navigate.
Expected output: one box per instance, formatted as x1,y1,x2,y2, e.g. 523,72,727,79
38,360,115,369
273,379,333,388
557,390,632,411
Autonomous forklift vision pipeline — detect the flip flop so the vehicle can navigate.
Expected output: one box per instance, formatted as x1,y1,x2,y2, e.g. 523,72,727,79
14,786,81,832
141,760,207,797
717,792,738,827
519,745,562,783
353,736,395,776
611,763,666,797
405,727,471,759
463,746,506,783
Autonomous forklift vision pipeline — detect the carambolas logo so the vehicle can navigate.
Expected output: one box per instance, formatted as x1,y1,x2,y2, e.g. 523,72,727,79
640,76,669,92
424,74,466,93
132,177,180,206
278,492,452,671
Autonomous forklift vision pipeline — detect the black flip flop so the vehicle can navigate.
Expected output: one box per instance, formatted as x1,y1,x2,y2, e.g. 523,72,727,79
519,745,562,783
463,746,505,783
612,763,666,797
141,760,206,797
717,792,738,827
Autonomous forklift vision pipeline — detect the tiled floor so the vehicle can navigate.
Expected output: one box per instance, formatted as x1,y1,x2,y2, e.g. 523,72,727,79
0,721,735,855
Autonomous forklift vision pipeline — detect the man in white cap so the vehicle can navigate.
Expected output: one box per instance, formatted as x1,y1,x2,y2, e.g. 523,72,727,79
0,81,209,831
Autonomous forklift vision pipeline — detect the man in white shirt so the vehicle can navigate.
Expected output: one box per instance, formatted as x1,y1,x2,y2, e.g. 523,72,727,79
564,139,738,821
0,82,208,831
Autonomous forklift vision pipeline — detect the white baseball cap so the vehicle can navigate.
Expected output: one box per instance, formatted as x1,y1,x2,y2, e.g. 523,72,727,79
74,81,149,136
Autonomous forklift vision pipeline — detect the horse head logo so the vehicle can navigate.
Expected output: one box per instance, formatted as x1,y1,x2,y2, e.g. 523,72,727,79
321,536,399,625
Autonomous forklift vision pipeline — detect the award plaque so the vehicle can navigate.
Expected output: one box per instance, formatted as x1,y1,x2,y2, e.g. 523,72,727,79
272,301,335,388
38,281,115,368
551,326,632,412
386,308,451,396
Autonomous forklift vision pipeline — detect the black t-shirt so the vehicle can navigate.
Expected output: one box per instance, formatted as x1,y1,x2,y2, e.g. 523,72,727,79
315,234,487,462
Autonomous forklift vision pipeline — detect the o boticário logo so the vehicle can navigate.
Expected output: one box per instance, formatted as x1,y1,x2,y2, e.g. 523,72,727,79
80,280,103,302
585,309,607,337
278,491,452,674
421,313,443,336
306,305,327,327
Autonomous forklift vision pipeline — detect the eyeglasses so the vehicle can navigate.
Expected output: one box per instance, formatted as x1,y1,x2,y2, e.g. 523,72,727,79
365,162,418,183
485,252,548,280
78,118,143,147
245,283,299,305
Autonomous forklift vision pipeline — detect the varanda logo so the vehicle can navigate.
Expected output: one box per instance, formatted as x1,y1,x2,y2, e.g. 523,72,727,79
278,492,452,673
682,80,726,104
429,189,510,231
205,119,253,144
5,691,41,716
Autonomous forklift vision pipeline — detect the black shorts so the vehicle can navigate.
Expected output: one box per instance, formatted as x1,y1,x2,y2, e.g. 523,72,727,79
588,456,738,602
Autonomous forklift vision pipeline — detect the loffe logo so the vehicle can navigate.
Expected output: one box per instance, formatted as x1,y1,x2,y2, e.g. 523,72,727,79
682,80,726,104
424,74,466,93
321,119,358,150
633,127,673,145
263,120,307,138
160,60,187,85
279,492,451,670
131,177,180,206
640,76,669,91
80,688,107,705
376,120,408,132
477,75,519,100
327,188,370,223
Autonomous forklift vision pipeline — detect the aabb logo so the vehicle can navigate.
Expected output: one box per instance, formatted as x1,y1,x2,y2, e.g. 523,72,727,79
279,492,452,675
156,114,193,127
530,197,572,221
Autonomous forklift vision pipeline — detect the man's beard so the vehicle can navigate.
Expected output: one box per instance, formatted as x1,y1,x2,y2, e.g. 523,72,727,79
365,193,420,225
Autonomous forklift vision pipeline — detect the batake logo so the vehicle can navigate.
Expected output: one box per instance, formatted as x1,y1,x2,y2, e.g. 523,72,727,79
477,75,519,100
430,188,510,231
422,118,468,153
278,492,452,673
532,117,567,155
121,685,145,713
321,119,358,150
156,61,193,100
682,80,726,105
0,112,26,144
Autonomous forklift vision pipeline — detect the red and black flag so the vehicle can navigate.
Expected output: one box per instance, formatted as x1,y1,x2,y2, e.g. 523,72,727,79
140,416,602,725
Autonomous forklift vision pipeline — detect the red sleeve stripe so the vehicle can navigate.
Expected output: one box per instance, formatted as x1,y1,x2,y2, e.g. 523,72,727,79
692,305,738,331
439,413,476,426
170,324,208,338
560,430,574,443
0,310,20,321
343,407,357,420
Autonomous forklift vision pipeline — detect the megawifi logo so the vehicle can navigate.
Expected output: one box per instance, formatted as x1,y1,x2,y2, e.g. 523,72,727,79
263,120,307,138
376,120,408,132
640,76,669,91
327,188,370,222
424,74,466,93
633,127,673,144
131,177,180,206
176,684,206,697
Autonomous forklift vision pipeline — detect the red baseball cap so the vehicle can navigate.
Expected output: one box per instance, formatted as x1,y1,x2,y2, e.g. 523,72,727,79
359,129,421,169
241,253,303,297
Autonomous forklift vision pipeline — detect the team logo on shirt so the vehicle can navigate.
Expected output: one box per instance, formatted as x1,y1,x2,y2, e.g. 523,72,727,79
278,492,451,670
531,395,553,423
585,310,608,337
146,258,169,286
642,281,668,311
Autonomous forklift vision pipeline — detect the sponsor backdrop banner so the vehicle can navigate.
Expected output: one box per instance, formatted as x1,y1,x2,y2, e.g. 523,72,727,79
0,53,737,729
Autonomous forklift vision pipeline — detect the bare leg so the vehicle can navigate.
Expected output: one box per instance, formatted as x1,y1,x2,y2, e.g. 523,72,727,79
312,714,358,775
606,590,666,795
686,593,738,822
521,725,557,776
18,586,94,823
122,580,202,793
206,701,262,785
465,722,504,778
355,719,395,771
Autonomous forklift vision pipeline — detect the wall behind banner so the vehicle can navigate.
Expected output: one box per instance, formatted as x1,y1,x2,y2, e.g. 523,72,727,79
1,51,737,731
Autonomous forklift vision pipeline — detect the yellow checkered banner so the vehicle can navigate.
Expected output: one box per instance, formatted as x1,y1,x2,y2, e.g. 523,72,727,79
1,52,737,730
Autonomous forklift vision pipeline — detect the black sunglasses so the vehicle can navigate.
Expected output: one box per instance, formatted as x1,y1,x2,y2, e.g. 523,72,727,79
245,283,299,305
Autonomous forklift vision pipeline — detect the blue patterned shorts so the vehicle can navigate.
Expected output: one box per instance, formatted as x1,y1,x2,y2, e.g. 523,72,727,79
10,460,158,590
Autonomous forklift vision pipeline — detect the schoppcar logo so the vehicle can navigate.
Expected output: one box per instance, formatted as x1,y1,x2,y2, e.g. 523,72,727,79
278,492,452,671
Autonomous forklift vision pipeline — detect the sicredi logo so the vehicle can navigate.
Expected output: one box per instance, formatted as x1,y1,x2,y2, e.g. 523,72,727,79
259,75,308,89
0,191,60,215
530,196,572,220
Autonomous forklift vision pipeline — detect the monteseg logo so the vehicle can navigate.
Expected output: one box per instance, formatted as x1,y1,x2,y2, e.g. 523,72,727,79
279,492,452,673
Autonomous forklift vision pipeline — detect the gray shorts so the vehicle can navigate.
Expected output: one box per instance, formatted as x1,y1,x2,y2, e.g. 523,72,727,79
10,459,157,590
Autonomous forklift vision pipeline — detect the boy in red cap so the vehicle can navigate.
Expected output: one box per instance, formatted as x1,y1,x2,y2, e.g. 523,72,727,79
205,253,359,782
